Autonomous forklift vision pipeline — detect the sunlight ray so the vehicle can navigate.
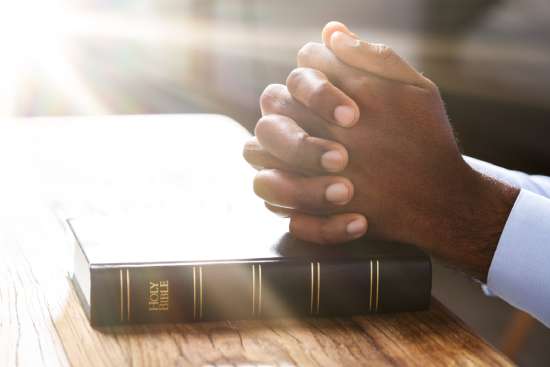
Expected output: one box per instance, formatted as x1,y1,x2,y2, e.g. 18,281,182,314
39,49,110,115
0,1,109,116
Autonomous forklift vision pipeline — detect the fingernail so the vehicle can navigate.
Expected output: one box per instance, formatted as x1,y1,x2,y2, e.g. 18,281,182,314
347,217,367,238
333,31,360,48
325,182,351,205
334,105,357,127
321,150,346,172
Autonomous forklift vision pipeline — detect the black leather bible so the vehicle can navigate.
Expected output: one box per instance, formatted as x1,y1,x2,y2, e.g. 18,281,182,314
70,212,431,326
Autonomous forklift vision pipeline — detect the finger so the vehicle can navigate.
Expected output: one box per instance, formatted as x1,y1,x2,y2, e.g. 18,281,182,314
326,28,430,88
286,67,359,128
253,169,354,212
321,21,358,47
297,42,367,88
255,114,348,173
322,21,426,86
259,83,333,139
244,137,341,175
243,137,292,171
264,202,294,218
296,42,382,103
289,212,368,244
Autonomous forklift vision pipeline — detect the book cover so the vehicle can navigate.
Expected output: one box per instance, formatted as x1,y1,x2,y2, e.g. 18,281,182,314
70,211,431,326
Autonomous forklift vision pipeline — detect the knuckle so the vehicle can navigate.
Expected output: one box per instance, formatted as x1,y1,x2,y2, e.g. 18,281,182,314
374,43,395,61
286,67,307,92
293,78,332,110
356,73,371,86
298,180,327,212
424,78,440,96
293,187,313,210
242,143,253,162
319,224,336,245
295,131,310,151
252,169,277,200
287,131,309,160
252,172,265,197
243,138,259,153
287,176,315,209
410,77,441,101
287,67,333,110
254,115,274,138
259,84,285,113
288,132,323,172
242,139,262,165
295,130,309,144
297,42,320,64
309,80,331,103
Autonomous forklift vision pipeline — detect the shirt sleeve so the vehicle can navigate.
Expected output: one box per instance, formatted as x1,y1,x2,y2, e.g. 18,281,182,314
464,156,550,197
464,156,550,327
486,190,550,327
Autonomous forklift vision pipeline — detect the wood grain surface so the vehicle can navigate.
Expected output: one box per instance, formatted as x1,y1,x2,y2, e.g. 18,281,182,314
0,114,513,366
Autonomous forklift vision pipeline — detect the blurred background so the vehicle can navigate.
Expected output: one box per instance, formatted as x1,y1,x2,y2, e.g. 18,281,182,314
1,0,549,364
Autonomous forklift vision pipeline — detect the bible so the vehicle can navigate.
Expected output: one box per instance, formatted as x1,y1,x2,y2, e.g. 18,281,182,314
70,212,431,326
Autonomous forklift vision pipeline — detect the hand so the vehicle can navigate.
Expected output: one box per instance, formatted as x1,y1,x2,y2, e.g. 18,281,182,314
244,22,519,280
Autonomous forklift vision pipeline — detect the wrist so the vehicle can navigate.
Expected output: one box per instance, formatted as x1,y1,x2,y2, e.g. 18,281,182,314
429,165,520,281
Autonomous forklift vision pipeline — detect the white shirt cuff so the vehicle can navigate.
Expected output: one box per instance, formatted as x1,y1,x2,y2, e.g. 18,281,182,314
486,189,550,327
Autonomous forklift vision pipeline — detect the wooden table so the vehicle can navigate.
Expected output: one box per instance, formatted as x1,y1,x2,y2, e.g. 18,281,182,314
0,114,513,366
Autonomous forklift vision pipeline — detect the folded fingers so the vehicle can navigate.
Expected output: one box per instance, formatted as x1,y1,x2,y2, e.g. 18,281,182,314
253,169,354,213
243,137,291,171
264,202,368,244
253,114,348,174
290,212,368,244
297,41,372,94
286,68,359,127
244,136,345,176
260,83,337,137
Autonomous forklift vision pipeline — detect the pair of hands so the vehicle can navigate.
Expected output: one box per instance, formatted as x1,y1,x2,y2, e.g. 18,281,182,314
243,22,519,281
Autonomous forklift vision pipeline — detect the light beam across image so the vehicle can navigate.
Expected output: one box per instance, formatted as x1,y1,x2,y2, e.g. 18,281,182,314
0,0,108,116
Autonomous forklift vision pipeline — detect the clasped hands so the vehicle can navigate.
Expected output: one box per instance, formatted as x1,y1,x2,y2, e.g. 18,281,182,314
243,22,519,280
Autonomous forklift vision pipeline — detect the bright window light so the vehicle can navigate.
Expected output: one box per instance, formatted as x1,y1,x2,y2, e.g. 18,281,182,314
0,1,68,60
0,1,109,116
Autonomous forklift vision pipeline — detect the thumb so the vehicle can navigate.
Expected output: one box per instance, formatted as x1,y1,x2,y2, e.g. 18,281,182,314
321,21,358,46
322,22,430,88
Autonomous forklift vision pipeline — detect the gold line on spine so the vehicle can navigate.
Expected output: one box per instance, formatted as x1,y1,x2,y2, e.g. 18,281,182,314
192,267,197,320
119,269,124,322
316,262,320,315
126,269,131,321
369,260,373,312
310,262,314,315
199,266,204,320
252,264,256,316
375,260,380,312
258,264,263,315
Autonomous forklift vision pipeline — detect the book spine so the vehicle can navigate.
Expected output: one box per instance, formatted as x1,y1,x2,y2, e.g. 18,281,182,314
89,258,431,326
